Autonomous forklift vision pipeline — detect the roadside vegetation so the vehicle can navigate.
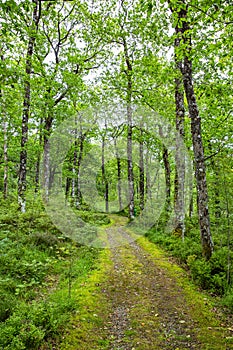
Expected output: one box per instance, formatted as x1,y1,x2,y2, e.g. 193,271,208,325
146,214,233,312
0,197,109,350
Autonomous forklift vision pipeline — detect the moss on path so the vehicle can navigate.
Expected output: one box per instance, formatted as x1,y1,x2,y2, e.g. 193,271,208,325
60,216,233,350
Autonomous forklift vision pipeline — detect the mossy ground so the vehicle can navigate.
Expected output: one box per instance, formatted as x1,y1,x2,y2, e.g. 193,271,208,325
59,229,113,350
54,215,233,349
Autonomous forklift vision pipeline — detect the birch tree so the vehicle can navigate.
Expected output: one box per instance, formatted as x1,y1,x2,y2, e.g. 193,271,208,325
169,0,214,259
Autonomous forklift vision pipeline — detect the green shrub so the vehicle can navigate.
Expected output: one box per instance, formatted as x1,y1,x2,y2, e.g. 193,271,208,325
0,299,77,349
172,238,202,264
187,258,212,289
29,232,59,251
0,292,16,322
211,273,227,294
221,287,233,311
208,248,232,294
0,213,18,230
210,248,232,275
187,253,229,295
0,241,54,297
32,214,61,234
146,230,202,264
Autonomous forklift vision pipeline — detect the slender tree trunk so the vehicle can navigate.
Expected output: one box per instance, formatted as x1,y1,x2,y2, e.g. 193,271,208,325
65,177,71,201
123,37,134,219
214,171,221,219
0,53,8,199
43,138,50,201
189,191,194,218
35,153,40,194
159,126,171,211
183,58,213,260
76,135,85,207
212,165,221,220
162,146,171,211
3,116,8,200
102,134,109,212
127,102,134,219
105,181,109,213
136,181,139,199
145,151,152,200
207,142,221,220
139,126,145,211
223,169,231,285
174,25,186,239
72,144,77,200
117,157,122,211
71,119,78,202
171,1,214,259
35,117,43,193
188,147,194,218
43,113,53,202
114,138,123,211
18,0,41,212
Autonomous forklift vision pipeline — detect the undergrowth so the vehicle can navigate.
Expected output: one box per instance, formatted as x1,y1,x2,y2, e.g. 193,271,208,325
145,215,233,310
0,197,108,349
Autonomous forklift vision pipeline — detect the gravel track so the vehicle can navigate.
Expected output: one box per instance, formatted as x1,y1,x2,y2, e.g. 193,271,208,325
103,225,202,350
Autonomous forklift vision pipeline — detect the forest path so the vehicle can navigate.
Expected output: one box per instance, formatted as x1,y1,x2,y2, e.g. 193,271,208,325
60,215,233,350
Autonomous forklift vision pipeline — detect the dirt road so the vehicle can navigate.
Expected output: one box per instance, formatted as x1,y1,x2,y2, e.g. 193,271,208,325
60,216,233,350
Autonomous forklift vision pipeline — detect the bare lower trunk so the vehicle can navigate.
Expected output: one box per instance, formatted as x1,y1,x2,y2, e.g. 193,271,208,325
189,192,194,218
43,112,53,202
174,27,185,239
0,86,8,199
71,162,76,199
71,119,78,202
102,135,109,212
207,142,221,220
127,103,134,219
145,152,152,200
188,96,214,259
35,117,43,193
43,138,50,202
159,126,171,211
117,157,122,210
35,157,40,193
139,127,144,211
0,53,8,199
76,135,85,207
66,177,71,201
183,55,213,258
3,118,8,200
214,176,221,219
114,138,123,211
72,142,78,200
162,146,171,211
188,149,194,218
180,4,213,259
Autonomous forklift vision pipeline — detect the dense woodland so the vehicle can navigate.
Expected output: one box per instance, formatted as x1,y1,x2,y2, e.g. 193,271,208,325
0,0,233,348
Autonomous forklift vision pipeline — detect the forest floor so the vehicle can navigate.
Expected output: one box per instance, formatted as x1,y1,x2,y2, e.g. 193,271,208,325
59,215,233,350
